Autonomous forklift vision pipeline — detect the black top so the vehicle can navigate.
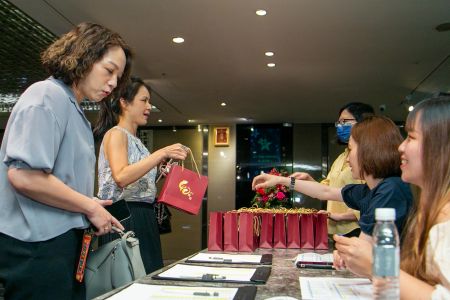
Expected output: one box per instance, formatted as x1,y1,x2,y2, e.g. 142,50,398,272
342,177,413,236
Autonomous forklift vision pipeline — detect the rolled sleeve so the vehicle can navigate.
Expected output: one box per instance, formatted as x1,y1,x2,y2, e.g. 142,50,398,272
4,105,62,173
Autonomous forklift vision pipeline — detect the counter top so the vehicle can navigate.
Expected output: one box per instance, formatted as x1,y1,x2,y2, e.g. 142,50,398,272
95,248,359,300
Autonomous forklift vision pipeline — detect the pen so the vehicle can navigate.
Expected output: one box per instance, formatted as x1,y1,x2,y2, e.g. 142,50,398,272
193,291,220,296
298,263,334,270
208,257,232,262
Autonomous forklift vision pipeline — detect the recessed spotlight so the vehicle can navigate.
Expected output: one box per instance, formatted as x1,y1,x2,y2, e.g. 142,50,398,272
221,102,227,106
256,9,267,16
239,117,248,121
158,119,162,123
172,37,185,44
188,119,195,123
267,63,276,68
408,106,414,112
265,51,274,57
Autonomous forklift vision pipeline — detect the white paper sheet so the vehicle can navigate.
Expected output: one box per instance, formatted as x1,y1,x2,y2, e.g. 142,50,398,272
188,252,263,263
300,277,372,300
106,283,238,300
156,264,256,282
294,253,333,264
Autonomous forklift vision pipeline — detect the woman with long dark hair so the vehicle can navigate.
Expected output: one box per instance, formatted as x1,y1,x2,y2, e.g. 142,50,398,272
93,76,188,274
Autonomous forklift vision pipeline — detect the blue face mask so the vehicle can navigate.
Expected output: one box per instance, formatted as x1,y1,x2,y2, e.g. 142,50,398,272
336,124,352,143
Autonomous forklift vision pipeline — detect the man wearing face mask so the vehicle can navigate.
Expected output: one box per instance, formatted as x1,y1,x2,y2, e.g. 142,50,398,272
325,102,375,237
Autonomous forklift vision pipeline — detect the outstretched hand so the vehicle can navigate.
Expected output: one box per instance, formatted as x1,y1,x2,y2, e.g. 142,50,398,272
252,173,284,190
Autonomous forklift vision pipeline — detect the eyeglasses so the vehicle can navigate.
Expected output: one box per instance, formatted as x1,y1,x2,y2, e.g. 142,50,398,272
335,118,356,127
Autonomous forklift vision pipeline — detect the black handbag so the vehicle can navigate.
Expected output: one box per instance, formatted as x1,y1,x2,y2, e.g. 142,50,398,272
154,202,172,234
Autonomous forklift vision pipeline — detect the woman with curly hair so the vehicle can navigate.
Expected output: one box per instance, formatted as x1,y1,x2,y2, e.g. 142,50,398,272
0,22,132,299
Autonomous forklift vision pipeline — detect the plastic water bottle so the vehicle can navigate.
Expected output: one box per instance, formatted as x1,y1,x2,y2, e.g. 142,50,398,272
372,208,400,300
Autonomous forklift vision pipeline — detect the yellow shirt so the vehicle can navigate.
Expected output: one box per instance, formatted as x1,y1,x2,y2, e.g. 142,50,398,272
320,148,364,235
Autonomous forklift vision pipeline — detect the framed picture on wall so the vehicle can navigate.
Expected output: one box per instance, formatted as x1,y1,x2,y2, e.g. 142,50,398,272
214,127,230,146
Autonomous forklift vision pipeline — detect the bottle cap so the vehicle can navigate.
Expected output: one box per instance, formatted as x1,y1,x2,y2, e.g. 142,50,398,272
375,208,396,221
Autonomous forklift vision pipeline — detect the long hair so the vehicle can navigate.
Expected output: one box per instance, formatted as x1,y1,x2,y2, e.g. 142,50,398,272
41,22,132,94
351,115,403,179
401,96,450,284
93,76,150,141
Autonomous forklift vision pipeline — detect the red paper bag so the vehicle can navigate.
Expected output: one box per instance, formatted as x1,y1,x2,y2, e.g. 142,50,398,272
314,213,329,250
238,213,258,252
158,164,207,215
300,213,315,249
286,213,301,248
259,213,274,248
273,213,287,248
223,212,239,251
207,212,223,251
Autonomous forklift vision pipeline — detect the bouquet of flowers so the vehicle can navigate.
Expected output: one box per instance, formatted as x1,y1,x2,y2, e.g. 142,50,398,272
252,168,291,208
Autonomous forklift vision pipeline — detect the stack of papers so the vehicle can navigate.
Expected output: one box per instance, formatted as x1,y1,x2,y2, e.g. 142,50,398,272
186,253,269,264
107,283,240,300
294,253,334,269
300,277,372,300
152,263,271,284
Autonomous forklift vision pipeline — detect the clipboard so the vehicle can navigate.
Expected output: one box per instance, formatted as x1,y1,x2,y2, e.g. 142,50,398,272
185,253,272,265
152,263,271,284
105,283,257,300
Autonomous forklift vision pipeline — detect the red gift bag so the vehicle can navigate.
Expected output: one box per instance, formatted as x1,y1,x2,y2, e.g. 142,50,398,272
300,213,315,249
286,213,301,248
273,213,287,248
314,213,329,250
238,213,258,252
207,212,223,251
223,212,239,251
158,155,208,215
259,213,274,248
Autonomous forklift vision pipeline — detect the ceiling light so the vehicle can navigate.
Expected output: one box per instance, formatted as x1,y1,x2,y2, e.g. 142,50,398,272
239,117,248,121
198,124,201,132
188,119,195,123
221,102,226,106
256,10,267,16
172,126,177,132
408,105,414,112
172,37,184,44
265,51,274,57
158,119,162,123
267,63,276,68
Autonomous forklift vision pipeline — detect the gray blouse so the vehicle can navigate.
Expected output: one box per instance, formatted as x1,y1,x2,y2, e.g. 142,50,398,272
0,77,95,242
97,126,157,203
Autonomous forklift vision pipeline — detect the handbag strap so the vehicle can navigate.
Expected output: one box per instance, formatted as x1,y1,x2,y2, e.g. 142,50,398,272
181,149,201,179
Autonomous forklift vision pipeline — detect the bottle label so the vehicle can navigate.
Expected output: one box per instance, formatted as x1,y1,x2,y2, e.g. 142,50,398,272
373,246,399,277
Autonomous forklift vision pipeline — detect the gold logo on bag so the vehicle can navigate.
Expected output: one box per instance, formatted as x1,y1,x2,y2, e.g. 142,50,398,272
178,180,194,200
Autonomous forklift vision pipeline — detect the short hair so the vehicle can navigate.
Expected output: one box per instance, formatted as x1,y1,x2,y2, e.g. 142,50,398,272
351,115,403,179
41,22,132,95
339,102,375,122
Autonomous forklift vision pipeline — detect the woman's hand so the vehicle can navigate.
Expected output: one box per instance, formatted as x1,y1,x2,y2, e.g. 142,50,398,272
87,198,124,236
290,172,316,182
333,234,373,278
161,143,189,161
252,173,285,190
333,249,346,270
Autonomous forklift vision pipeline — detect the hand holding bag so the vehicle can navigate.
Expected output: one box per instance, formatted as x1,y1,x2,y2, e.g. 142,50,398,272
158,151,208,215
84,230,146,299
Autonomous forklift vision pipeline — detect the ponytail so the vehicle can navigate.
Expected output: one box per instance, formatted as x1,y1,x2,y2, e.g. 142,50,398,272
93,94,121,142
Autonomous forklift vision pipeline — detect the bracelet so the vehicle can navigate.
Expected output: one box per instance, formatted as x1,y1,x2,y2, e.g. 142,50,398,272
289,177,296,191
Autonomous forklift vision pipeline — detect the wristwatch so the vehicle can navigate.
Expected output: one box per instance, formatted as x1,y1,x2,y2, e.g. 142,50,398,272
290,177,296,191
